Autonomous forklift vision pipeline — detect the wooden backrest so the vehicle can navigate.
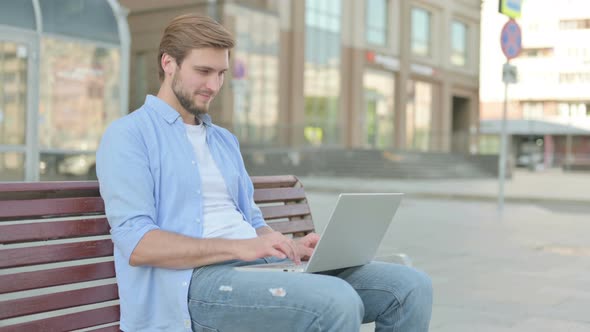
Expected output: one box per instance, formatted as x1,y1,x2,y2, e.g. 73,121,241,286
0,175,313,332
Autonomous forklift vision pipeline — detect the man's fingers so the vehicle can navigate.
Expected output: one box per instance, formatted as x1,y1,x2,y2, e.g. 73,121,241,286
302,246,314,258
284,238,301,264
269,248,286,259
274,241,298,263
306,233,320,248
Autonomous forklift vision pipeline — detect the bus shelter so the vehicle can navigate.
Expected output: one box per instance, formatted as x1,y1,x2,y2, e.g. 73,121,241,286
0,0,129,181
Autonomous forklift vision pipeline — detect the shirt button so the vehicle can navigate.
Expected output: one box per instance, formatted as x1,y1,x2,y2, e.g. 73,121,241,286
191,160,196,165
196,190,201,195
184,319,191,328
196,218,201,223
182,281,188,286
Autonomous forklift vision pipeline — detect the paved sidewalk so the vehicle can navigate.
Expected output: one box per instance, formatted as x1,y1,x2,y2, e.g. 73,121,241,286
299,169,590,331
299,168,590,204
304,190,590,332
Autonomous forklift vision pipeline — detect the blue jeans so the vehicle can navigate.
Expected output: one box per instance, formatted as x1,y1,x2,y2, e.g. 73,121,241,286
188,258,432,331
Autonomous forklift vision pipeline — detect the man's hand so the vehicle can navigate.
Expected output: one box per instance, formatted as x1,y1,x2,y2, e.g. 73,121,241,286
237,231,301,263
295,233,320,261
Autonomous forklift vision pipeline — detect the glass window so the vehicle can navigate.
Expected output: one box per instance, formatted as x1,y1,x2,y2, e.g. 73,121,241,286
451,20,467,66
230,8,280,145
411,7,431,57
305,0,341,146
38,37,120,153
406,80,432,151
559,103,590,119
39,151,96,180
0,0,36,30
559,19,590,30
366,0,388,46
522,102,544,119
363,70,395,148
40,0,119,44
0,152,24,181
0,41,27,145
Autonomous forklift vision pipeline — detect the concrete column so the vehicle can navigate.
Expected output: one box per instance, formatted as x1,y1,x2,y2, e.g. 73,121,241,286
339,0,366,148
218,4,235,129
439,74,452,152
277,0,305,147
395,0,412,149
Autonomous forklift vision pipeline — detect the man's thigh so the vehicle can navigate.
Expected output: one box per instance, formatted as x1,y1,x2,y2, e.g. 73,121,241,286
329,261,432,324
188,259,362,332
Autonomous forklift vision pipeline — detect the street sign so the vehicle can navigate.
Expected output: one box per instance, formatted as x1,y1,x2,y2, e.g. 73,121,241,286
502,63,517,84
498,0,522,19
500,19,522,60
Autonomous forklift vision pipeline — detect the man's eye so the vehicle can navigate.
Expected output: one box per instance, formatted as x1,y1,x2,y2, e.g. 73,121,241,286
198,69,209,74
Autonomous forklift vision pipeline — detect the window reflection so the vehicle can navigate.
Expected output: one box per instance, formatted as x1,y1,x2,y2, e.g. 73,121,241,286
39,38,120,151
366,0,388,46
363,70,395,148
0,152,24,181
411,7,431,57
305,0,341,146
406,80,432,151
38,38,119,180
451,21,467,66
231,8,280,145
0,41,27,145
39,152,96,181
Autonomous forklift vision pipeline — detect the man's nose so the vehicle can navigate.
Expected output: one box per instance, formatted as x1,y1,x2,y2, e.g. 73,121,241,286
206,74,222,91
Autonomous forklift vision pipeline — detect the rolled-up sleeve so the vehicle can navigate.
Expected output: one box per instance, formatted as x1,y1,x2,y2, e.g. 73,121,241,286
96,120,159,260
248,185,266,229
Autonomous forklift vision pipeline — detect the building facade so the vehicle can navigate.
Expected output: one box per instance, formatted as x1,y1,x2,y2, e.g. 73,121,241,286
480,0,590,168
121,0,481,152
0,0,482,181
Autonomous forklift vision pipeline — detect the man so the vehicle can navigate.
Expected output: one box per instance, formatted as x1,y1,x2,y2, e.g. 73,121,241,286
97,14,432,332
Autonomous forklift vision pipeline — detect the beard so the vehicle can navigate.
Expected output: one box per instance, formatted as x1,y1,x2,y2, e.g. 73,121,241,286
172,72,208,117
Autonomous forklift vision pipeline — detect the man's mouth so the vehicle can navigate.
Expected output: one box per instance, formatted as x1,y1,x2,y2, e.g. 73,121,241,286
196,93,213,101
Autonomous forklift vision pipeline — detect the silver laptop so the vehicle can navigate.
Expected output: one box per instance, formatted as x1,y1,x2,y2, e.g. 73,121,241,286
235,193,403,273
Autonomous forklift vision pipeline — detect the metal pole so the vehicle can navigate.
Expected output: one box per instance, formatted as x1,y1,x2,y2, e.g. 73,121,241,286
565,111,572,170
498,62,509,213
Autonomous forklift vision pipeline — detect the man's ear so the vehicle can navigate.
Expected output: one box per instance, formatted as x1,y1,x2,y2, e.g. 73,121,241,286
161,53,177,78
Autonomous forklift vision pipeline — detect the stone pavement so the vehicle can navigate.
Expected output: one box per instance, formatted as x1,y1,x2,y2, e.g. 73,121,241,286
301,169,590,331
299,168,590,205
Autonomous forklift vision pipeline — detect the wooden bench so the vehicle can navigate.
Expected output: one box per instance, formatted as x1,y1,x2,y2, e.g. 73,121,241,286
0,175,316,331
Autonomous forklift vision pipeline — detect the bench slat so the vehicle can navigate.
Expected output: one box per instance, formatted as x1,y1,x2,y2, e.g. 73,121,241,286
0,305,120,332
253,187,306,204
269,218,315,235
260,203,311,220
0,284,118,320
0,197,104,219
0,240,113,269
251,175,299,189
0,218,110,244
0,261,115,294
88,325,121,332
0,181,99,193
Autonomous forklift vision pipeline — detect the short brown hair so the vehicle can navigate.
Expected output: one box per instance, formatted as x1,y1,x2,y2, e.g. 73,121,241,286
157,14,235,81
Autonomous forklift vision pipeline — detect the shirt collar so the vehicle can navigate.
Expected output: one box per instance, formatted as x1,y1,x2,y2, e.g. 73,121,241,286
145,95,213,126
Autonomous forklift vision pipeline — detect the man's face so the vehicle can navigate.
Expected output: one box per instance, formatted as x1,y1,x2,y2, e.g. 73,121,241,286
171,48,229,117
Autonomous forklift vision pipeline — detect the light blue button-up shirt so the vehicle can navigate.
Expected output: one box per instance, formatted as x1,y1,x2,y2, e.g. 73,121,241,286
96,95,267,331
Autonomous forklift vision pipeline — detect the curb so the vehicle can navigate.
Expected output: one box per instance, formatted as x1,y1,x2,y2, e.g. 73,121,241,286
303,185,590,206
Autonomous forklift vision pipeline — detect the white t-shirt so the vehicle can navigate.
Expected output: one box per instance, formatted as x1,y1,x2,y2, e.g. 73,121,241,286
185,123,257,239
